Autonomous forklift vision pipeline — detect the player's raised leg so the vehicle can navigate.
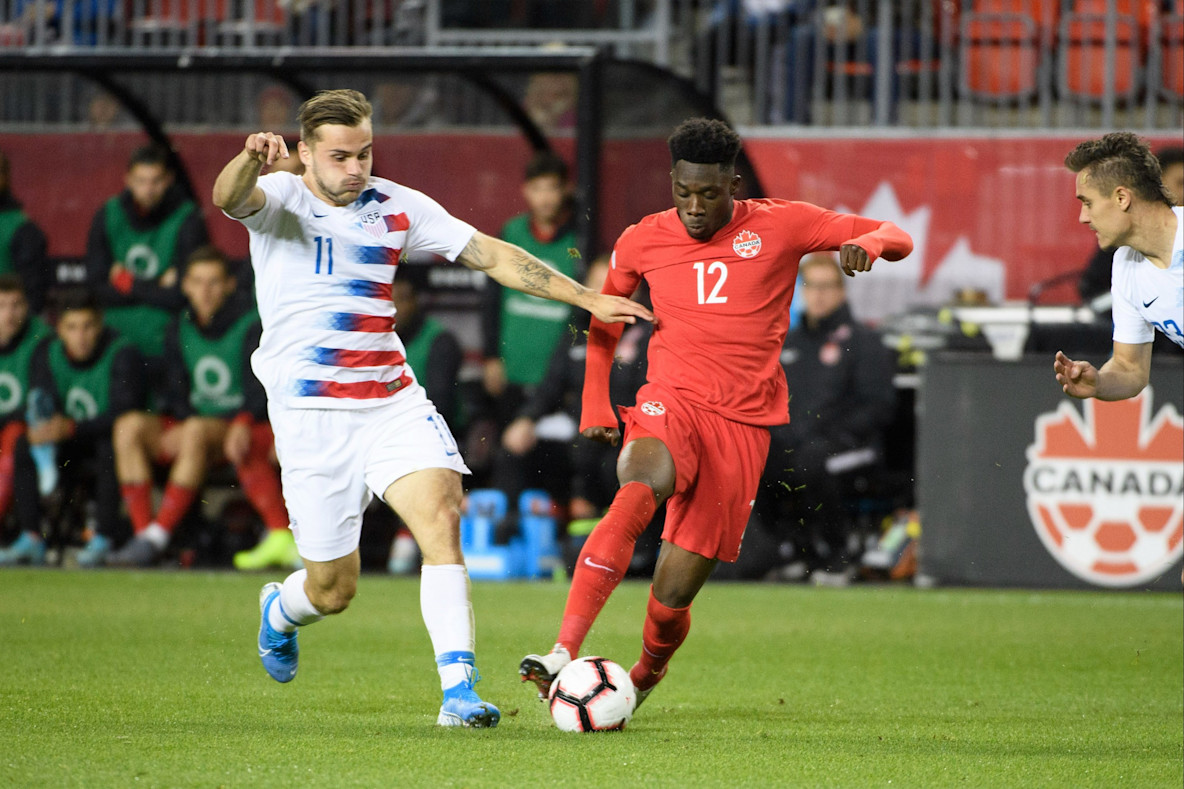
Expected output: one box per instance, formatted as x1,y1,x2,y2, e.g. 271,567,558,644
257,555,345,682
629,541,715,709
520,437,673,699
385,467,499,728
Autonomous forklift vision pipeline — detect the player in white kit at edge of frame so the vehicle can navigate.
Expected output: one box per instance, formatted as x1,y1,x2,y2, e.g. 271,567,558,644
211,89,653,728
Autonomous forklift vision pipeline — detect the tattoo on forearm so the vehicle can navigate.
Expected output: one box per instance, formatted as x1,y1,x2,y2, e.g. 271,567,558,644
460,237,492,271
512,250,555,295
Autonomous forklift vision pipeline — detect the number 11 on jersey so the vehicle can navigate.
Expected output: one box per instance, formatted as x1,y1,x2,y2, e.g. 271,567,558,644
314,236,334,275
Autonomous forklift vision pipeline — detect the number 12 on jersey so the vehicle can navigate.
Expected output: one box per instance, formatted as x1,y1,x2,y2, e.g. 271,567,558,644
314,236,334,275
693,261,728,305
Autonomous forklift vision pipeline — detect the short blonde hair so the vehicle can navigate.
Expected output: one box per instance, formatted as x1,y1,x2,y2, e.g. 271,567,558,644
299,89,372,144
799,253,844,289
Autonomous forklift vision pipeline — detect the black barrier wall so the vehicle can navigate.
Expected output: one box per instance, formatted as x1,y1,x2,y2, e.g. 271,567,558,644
919,352,1184,591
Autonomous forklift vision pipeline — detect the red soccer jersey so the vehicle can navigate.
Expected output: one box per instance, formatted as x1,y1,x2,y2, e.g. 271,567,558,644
585,198,911,428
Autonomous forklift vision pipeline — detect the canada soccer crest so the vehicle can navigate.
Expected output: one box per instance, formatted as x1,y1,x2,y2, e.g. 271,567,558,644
732,229,761,259
1022,388,1184,587
640,401,666,416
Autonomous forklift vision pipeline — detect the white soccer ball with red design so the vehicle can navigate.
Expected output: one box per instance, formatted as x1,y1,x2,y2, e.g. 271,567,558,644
548,656,636,732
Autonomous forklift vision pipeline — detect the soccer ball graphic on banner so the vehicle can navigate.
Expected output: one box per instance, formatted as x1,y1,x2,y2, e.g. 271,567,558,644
548,656,636,732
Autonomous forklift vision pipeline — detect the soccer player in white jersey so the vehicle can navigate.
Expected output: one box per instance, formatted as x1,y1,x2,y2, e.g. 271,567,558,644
1055,132,1184,401
212,89,652,728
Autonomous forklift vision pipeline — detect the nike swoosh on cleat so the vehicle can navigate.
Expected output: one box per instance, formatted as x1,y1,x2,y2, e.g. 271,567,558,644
259,648,271,657
583,556,613,571
1143,297,1159,308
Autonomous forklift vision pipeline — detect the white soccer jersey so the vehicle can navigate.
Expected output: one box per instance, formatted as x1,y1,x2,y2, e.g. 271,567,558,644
1111,206,1184,349
235,172,476,409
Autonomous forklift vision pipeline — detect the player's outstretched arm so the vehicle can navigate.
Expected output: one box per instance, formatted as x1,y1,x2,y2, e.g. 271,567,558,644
1054,343,1151,401
457,232,653,325
839,220,913,276
213,132,290,218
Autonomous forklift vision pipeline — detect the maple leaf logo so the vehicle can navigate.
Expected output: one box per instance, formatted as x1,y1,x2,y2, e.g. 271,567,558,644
1023,388,1184,587
732,229,762,259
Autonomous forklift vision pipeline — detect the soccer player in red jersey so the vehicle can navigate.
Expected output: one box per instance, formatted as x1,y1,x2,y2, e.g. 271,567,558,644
520,118,914,710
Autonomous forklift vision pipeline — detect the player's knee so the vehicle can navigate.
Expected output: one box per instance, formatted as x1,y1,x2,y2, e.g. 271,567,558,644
112,412,148,450
651,579,696,609
415,508,462,564
307,580,356,615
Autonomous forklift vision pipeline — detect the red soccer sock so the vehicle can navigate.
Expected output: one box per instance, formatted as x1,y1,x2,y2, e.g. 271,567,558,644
556,481,657,656
155,482,197,532
629,587,691,692
120,481,154,534
236,454,289,532
0,422,23,517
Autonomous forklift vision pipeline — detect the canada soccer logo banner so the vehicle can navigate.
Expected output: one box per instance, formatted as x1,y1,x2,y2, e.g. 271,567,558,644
1023,388,1184,587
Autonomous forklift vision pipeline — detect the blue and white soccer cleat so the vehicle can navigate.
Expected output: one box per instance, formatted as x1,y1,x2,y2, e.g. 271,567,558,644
0,532,47,567
437,673,501,728
257,582,298,683
74,534,111,568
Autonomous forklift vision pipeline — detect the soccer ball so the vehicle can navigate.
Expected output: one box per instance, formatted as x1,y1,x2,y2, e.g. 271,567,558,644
548,656,636,732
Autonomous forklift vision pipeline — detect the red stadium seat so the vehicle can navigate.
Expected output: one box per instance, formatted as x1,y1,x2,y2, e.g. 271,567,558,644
959,0,1059,99
129,0,285,45
1057,1,1146,101
1156,6,1184,98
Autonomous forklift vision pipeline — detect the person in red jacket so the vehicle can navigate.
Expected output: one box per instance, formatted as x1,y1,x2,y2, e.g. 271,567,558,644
520,118,913,712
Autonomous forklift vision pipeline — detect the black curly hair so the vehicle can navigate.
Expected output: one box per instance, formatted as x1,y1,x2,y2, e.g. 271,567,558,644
1065,132,1174,207
668,118,741,169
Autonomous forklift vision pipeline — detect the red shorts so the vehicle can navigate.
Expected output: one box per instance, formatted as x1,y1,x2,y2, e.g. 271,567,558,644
154,417,276,465
619,382,770,562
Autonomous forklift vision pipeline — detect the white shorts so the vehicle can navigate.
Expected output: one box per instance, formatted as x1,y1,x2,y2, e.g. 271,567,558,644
269,383,470,562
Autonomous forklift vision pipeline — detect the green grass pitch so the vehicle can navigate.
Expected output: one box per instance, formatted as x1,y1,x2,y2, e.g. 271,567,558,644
1,570,1180,787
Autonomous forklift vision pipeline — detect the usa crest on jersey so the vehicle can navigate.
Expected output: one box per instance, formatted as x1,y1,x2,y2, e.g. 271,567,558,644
360,210,386,239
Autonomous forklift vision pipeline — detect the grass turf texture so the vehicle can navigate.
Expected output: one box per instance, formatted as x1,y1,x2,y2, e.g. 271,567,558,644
1,571,1180,788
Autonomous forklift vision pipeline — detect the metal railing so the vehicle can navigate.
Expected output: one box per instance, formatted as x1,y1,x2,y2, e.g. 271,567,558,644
1,0,1180,129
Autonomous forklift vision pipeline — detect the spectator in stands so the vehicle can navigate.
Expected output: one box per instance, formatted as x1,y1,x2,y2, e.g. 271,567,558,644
780,1,925,124
11,288,145,567
0,276,53,565
257,86,298,132
757,253,896,584
522,73,578,133
85,91,130,130
0,149,50,314
1080,146,1184,303
386,273,464,574
476,152,580,453
373,80,440,130
9,0,121,46
106,247,291,569
84,143,208,361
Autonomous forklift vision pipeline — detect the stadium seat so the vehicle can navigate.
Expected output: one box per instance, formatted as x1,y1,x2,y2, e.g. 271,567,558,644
1057,0,1150,101
959,0,1059,100
129,0,284,46
1154,5,1184,99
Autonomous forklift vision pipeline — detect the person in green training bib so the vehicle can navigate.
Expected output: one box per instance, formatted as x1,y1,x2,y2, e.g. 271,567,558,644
480,152,581,408
0,275,53,566
84,143,208,360
107,247,292,569
0,150,50,314
10,288,145,567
